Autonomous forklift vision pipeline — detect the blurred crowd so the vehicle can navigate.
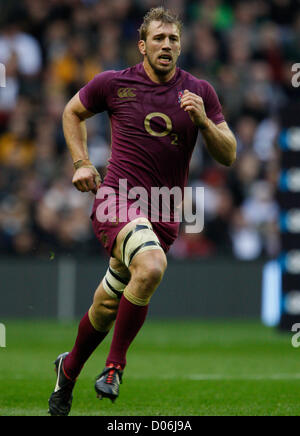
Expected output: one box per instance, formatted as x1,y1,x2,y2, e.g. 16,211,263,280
0,0,299,260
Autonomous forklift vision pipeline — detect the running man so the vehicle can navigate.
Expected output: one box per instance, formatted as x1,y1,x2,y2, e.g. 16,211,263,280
48,7,236,416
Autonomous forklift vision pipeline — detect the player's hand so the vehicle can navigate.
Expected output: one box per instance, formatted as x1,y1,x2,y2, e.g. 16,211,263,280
72,164,102,194
180,89,209,129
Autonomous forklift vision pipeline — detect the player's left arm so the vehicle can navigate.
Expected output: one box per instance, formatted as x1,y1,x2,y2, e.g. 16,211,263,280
180,90,237,167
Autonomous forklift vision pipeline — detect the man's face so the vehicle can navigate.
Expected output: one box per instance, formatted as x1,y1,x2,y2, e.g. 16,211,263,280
139,21,181,76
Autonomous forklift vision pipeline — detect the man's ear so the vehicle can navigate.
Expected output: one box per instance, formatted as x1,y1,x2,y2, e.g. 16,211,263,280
138,39,146,56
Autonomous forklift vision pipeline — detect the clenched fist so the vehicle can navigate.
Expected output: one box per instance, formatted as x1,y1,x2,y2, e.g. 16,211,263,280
72,160,102,194
180,89,209,129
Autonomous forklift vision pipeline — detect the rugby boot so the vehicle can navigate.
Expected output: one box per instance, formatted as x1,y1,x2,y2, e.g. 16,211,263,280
95,363,123,402
48,352,75,416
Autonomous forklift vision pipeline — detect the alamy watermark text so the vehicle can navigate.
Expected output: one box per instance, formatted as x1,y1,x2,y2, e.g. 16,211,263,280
291,323,300,348
291,63,300,88
95,180,205,233
0,63,6,88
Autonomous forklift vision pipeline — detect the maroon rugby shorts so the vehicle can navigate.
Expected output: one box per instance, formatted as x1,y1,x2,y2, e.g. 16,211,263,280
90,186,179,257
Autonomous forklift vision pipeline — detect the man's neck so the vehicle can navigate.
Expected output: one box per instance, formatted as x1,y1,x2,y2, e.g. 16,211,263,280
143,59,176,84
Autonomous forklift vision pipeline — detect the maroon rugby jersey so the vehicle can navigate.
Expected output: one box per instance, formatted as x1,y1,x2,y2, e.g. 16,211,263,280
79,62,224,193
79,62,225,250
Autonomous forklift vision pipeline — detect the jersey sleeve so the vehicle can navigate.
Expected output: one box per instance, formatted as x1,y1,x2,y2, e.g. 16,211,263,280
202,81,225,125
79,70,116,113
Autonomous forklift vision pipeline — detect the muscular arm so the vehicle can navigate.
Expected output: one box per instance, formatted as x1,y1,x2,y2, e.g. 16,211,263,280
62,92,94,162
63,93,101,193
180,90,237,167
200,120,237,167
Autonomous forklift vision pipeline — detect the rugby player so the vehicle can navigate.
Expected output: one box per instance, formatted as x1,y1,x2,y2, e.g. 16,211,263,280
48,7,236,416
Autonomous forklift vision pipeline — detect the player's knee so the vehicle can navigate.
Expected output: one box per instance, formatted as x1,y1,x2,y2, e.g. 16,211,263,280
91,299,118,331
102,261,130,300
101,297,119,315
130,251,167,290
109,257,130,279
93,296,119,318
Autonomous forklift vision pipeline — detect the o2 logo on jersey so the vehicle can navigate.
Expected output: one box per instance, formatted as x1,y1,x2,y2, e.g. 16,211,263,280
144,112,178,145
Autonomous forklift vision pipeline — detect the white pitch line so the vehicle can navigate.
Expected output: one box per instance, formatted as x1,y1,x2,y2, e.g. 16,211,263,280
1,373,300,382
188,374,300,381
129,373,300,381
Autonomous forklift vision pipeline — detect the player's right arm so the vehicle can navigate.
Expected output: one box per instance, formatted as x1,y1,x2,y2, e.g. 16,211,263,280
62,92,101,194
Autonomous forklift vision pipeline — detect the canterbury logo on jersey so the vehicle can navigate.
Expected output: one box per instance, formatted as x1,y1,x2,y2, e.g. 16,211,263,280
117,87,137,98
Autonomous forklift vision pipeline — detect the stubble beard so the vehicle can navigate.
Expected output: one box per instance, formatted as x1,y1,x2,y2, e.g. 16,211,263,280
146,52,176,77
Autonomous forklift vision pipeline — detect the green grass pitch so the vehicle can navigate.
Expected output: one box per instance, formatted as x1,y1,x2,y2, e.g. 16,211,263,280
0,319,299,416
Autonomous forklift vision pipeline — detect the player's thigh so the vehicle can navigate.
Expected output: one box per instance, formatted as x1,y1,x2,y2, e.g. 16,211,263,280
112,217,152,261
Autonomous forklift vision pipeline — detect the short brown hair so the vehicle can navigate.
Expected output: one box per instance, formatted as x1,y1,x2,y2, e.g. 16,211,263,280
138,7,182,41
